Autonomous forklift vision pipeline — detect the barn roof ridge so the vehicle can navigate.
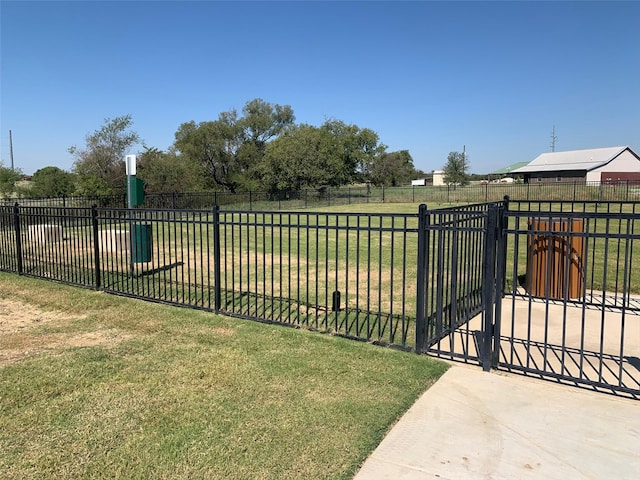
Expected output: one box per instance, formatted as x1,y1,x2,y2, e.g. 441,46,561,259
513,146,634,173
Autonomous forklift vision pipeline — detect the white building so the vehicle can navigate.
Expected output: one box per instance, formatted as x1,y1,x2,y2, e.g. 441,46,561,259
432,170,445,186
512,146,640,185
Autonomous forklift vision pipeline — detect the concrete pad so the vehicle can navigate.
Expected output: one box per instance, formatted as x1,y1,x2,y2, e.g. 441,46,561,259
428,297,640,394
354,366,640,480
498,297,640,391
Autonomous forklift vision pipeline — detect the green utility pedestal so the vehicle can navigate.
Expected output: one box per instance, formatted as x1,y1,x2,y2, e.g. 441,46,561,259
129,177,145,207
132,223,152,263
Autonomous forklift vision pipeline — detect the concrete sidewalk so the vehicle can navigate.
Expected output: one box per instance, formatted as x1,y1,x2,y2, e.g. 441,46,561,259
354,366,640,480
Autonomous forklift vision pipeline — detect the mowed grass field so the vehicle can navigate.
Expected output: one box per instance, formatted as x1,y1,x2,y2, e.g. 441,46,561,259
0,272,448,480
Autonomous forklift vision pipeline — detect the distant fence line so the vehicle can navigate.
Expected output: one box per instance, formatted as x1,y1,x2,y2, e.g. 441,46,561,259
3,180,640,210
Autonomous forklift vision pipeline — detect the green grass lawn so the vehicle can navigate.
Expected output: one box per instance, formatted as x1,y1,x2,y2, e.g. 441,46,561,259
0,272,448,480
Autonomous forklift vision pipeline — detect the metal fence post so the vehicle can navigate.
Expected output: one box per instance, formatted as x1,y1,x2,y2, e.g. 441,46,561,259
91,204,101,290
212,205,222,312
499,196,510,296
492,198,510,368
13,203,23,275
481,203,498,371
415,204,428,353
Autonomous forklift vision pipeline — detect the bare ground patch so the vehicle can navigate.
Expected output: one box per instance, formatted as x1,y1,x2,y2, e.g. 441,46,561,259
0,298,131,366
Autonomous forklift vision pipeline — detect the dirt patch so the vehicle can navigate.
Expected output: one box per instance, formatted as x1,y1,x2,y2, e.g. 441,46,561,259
0,299,70,334
0,299,131,367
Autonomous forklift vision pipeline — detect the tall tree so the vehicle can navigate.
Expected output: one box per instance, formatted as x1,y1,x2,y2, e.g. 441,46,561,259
30,166,76,197
261,120,387,192
174,99,295,192
240,98,295,152
261,124,339,192
137,146,209,193
319,119,386,185
442,151,470,186
69,115,140,195
369,150,415,187
174,116,243,192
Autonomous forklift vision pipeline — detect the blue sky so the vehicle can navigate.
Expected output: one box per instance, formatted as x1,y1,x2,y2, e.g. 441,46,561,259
1,0,639,176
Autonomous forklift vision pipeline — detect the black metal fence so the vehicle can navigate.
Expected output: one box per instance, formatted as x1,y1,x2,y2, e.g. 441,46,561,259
1,203,420,348
0,204,98,286
422,199,640,398
1,199,639,397
4,180,640,210
499,200,640,397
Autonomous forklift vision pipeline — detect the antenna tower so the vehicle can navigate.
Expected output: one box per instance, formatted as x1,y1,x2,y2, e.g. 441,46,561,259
550,125,557,152
9,130,15,169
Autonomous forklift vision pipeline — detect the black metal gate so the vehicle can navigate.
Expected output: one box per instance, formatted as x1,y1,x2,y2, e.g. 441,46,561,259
416,201,505,371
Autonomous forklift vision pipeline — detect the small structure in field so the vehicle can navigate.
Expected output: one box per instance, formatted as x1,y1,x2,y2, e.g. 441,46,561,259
432,170,445,186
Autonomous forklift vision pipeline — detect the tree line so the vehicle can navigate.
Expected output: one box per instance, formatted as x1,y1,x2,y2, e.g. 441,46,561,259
2,98,472,198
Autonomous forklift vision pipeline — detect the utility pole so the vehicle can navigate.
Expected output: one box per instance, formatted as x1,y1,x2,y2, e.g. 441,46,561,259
9,130,14,169
550,126,557,152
